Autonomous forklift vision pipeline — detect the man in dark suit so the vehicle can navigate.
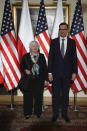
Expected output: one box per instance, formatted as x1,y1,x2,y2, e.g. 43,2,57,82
48,22,78,122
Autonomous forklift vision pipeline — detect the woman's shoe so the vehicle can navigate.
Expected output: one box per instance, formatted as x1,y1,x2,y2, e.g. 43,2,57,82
34,112,41,118
37,114,41,118
25,115,31,119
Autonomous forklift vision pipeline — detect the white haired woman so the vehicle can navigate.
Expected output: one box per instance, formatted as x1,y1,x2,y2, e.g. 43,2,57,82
20,41,48,119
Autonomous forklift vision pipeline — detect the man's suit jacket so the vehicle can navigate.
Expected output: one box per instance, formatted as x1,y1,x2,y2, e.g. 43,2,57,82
48,37,78,80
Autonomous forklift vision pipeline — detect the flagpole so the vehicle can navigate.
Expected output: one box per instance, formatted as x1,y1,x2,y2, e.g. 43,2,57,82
70,90,80,111
42,87,48,112
7,90,17,110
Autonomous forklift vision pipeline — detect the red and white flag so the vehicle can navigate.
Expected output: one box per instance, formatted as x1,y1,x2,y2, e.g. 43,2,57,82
17,0,34,63
51,0,64,39
0,0,21,91
70,0,87,92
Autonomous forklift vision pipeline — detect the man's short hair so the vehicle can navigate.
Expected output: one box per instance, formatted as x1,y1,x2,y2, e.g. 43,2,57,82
59,22,68,29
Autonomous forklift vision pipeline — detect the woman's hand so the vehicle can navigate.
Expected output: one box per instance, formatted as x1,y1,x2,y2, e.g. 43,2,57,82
25,69,31,75
48,73,53,82
44,80,48,86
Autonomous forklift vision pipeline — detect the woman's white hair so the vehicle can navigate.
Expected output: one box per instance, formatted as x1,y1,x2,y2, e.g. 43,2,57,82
29,41,40,49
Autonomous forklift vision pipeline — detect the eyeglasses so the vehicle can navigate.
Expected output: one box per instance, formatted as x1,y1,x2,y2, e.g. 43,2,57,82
59,29,67,31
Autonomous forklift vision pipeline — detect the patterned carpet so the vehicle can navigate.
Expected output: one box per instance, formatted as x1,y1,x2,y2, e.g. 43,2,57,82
0,105,87,131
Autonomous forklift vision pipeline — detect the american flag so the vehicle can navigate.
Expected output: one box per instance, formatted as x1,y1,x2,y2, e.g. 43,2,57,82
86,36,87,49
35,0,50,64
70,0,87,92
0,51,4,84
0,0,21,91
35,0,52,92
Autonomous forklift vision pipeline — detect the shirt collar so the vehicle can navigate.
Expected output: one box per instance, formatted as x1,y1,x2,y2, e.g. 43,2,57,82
60,36,67,40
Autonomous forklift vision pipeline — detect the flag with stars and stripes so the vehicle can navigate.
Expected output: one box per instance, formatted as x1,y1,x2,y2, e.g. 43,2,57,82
86,36,87,49
0,50,4,84
35,0,52,92
0,0,21,91
70,0,87,92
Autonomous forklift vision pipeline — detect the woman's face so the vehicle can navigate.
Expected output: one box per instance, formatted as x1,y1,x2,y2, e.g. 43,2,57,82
30,44,39,54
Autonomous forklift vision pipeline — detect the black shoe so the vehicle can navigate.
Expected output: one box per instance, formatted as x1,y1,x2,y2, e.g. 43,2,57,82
62,115,70,123
51,115,58,122
25,115,31,119
34,113,41,118
37,114,41,118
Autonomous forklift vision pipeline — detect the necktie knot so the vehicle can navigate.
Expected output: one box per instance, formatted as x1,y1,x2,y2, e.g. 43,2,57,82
62,39,65,42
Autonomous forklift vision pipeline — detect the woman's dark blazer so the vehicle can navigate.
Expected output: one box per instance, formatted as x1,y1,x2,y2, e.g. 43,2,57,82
20,53,48,90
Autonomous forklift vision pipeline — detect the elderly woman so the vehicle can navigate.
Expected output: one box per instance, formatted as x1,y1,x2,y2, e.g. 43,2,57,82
20,41,48,119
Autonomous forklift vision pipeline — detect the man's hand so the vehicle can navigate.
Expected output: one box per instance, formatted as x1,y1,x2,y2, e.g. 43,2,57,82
72,73,76,81
48,73,53,82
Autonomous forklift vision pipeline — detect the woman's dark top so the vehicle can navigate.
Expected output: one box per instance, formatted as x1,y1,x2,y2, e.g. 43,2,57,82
20,53,48,91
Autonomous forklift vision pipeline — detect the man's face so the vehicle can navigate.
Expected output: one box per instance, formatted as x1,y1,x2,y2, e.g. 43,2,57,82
59,25,68,37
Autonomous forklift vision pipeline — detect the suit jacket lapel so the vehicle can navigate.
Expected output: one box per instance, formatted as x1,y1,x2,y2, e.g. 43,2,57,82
57,37,63,58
